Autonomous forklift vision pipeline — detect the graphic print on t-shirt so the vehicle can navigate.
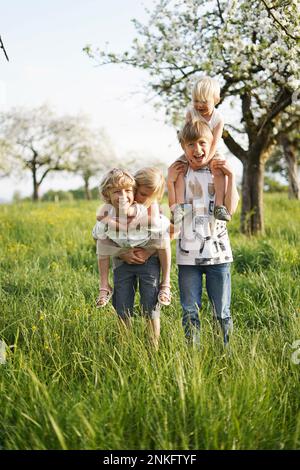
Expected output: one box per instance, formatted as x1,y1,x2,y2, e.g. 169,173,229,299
177,166,233,266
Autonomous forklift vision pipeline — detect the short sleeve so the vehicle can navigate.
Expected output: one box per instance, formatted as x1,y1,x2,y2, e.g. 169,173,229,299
92,221,107,240
211,109,224,129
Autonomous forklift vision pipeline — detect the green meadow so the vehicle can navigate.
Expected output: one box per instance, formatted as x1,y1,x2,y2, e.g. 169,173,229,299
0,194,299,450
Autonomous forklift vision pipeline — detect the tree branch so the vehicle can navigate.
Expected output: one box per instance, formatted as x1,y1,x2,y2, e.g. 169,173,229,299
241,92,257,145
38,167,53,186
222,128,247,162
0,35,9,61
260,0,300,40
257,87,292,136
216,0,225,24
226,123,246,134
275,119,300,142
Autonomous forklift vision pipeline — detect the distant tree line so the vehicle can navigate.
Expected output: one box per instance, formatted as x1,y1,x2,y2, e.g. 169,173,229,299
0,105,169,202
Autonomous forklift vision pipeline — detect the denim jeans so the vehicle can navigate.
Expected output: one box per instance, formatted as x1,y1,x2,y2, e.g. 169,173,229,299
178,263,233,344
112,255,160,320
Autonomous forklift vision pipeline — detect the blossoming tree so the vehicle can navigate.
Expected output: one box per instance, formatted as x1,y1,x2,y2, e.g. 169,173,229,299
85,0,300,234
68,121,114,200
0,106,113,201
0,106,79,201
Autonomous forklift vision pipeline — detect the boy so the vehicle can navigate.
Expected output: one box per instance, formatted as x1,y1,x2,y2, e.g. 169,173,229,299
167,120,239,345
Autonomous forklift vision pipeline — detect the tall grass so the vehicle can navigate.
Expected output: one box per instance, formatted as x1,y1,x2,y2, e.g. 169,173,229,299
0,194,299,449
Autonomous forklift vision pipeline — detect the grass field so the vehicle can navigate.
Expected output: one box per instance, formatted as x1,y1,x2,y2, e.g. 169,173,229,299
0,193,300,450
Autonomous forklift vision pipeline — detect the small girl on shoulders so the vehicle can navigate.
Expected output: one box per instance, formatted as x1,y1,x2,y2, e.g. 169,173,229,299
174,76,231,222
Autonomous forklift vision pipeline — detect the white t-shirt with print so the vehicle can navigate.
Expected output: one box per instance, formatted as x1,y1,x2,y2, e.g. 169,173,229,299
176,165,233,266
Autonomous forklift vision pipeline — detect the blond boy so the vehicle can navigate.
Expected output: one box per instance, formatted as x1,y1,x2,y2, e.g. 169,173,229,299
168,120,239,345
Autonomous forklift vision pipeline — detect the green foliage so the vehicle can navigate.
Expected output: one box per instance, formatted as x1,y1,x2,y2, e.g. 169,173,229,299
264,176,288,193
42,187,99,201
0,194,300,449
88,0,300,127
233,240,277,273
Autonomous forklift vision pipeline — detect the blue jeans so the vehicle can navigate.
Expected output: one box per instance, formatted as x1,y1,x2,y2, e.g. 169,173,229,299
178,263,233,344
112,256,160,320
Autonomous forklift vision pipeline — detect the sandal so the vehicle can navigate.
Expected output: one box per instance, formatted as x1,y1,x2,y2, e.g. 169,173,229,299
158,283,172,306
214,205,231,221
96,287,113,308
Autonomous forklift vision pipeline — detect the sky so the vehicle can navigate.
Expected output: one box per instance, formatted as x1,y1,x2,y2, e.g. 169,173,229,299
0,0,243,202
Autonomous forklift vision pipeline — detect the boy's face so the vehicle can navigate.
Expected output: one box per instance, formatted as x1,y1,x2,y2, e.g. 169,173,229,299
183,137,212,170
193,97,215,117
135,185,154,206
109,186,134,213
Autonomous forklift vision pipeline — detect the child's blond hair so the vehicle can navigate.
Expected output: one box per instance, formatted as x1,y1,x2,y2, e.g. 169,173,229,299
178,120,213,147
192,77,221,105
99,168,136,203
134,167,165,203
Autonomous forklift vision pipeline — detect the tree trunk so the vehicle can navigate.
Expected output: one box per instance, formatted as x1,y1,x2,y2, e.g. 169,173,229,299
32,168,40,201
84,177,91,200
281,135,300,200
241,156,265,235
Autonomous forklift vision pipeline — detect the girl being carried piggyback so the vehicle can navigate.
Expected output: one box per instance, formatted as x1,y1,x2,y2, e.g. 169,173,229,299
92,167,171,312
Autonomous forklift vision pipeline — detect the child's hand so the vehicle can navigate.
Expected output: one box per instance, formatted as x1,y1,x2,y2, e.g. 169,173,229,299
107,216,118,228
119,248,154,264
96,210,110,222
134,248,155,261
96,203,112,222
168,162,186,183
210,159,234,177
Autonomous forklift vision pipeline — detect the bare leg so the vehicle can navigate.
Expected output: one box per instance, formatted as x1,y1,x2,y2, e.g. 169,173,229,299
213,168,226,207
98,256,110,288
96,256,112,307
175,173,186,204
157,245,171,305
211,168,231,221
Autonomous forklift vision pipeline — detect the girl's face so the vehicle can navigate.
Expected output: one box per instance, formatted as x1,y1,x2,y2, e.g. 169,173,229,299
135,185,154,206
193,97,215,117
